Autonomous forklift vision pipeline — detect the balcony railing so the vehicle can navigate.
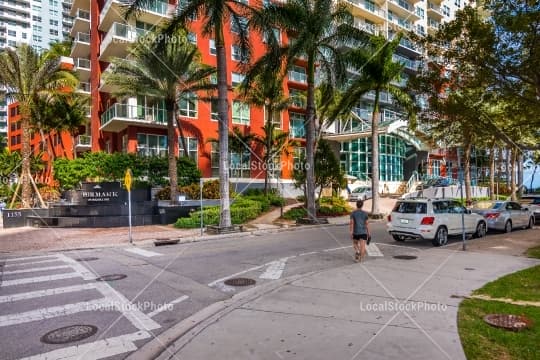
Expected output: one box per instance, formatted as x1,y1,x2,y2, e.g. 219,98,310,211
288,70,307,84
75,9,90,20
76,135,91,146
389,0,413,11
75,58,90,69
101,103,167,127
74,32,90,43
393,54,420,71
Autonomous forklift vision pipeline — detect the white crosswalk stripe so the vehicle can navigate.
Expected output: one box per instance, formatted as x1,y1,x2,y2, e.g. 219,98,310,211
366,243,384,257
0,254,164,360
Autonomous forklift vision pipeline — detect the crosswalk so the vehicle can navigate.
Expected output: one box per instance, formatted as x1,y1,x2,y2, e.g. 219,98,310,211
0,253,162,360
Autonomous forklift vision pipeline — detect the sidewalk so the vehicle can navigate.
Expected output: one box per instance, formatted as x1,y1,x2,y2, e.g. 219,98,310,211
135,247,540,360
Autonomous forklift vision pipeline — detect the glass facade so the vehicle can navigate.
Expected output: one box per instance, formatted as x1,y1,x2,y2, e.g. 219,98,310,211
340,134,406,181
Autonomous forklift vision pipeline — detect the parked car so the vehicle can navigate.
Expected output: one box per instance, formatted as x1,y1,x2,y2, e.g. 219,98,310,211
470,200,535,232
348,186,372,201
387,198,487,247
529,198,540,224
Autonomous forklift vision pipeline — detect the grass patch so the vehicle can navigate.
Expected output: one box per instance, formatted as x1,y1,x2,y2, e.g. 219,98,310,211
458,299,540,360
472,265,540,302
526,246,540,259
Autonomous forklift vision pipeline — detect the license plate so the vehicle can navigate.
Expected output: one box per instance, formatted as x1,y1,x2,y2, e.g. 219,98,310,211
400,219,409,224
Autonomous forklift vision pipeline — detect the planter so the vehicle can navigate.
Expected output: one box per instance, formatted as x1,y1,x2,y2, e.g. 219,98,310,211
296,217,329,225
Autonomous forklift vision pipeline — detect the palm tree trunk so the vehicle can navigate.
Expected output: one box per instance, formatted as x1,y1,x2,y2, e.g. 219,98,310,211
166,102,178,204
510,148,517,201
176,117,190,160
463,142,472,201
505,148,510,188
489,142,496,200
305,57,317,220
20,114,32,208
216,25,231,228
264,113,272,195
370,90,381,216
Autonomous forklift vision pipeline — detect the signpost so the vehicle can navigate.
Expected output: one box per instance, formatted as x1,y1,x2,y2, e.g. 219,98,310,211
124,169,133,244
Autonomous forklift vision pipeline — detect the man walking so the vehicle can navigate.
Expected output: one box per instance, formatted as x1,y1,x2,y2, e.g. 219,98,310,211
350,200,370,262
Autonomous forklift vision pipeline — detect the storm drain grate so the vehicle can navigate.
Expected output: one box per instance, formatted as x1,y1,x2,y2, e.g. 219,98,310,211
224,277,256,287
484,314,533,332
75,257,99,262
40,325,98,344
96,274,127,282
393,255,417,260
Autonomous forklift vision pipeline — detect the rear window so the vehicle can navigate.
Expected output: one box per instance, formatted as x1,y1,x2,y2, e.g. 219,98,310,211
393,202,427,214
474,201,503,210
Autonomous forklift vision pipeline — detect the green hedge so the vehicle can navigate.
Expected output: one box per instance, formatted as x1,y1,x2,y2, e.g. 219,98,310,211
174,198,263,228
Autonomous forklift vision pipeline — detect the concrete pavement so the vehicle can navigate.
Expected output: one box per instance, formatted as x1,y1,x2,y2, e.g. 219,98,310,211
129,243,540,360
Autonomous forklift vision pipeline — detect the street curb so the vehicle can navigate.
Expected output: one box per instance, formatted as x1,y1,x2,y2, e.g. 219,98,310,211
126,273,313,360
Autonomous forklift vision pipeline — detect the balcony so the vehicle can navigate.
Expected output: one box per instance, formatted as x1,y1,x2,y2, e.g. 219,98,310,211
289,119,306,139
427,18,441,34
387,12,412,31
100,23,147,61
70,0,89,16
76,82,91,94
387,0,420,21
353,20,382,35
344,0,386,24
288,70,307,84
100,0,173,31
100,103,167,132
70,32,90,58
74,58,91,81
427,1,444,20
393,54,421,72
74,135,91,151
70,9,90,36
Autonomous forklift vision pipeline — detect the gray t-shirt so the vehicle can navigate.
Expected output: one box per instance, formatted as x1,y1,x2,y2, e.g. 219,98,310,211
350,210,368,235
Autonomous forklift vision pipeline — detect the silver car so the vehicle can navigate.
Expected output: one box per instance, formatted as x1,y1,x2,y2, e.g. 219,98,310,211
348,186,372,201
471,200,535,232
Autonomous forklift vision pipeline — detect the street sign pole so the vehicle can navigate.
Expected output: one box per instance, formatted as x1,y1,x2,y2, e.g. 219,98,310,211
125,169,133,245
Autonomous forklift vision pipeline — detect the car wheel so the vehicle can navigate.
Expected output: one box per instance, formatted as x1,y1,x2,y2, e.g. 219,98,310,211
474,221,486,238
432,226,448,247
527,217,534,229
392,235,405,242
504,220,512,233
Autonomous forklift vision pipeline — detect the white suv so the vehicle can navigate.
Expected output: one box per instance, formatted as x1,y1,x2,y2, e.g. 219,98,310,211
387,198,487,246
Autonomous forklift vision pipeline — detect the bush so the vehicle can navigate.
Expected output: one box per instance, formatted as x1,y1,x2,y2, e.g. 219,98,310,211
156,180,234,200
174,197,263,228
282,207,307,220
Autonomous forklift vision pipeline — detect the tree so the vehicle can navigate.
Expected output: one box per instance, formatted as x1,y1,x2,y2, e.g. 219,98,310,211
127,0,253,227
293,139,344,204
103,30,215,203
0,44,76,207
335,35,416,216
251,0,368,220
239,69,291,194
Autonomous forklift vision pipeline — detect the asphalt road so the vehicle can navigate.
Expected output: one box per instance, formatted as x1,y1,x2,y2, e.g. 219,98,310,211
0,222,535,360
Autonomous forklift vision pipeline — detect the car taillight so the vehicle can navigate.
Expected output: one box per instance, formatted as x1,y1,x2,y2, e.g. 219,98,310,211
420,217,435,225
387,215,392,222
485,213,500,219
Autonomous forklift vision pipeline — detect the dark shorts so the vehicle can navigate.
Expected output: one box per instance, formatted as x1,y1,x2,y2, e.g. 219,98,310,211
352,234,368,241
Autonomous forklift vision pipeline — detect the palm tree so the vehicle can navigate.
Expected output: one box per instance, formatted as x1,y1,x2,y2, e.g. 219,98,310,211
251,0,368,220
126,0,252,227
0,44,77,207
336,35,416,217
103,30,215,204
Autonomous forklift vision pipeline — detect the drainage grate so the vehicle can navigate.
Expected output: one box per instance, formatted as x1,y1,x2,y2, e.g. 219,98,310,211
75,257,99,262
40,325,98,344
393,255,417,260
224,277,256,287
96,274,127,282
484,314,533,332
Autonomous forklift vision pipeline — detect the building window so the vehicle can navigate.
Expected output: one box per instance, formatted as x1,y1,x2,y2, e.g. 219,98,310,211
50,19,58,26
122,134,128,153
211,99,219,121
178,92,198,118
442,5,450,16
416,7,424,19
231,72,245,87
8,40,16,47
293,147,305,166
32,15,41,21
231,45,248,63
8,30,16,36
187,32,196,44
454,0,460,7
137,133,168,157
50,29,58,36
230,150,251,178
209,39,216,55
289,89,306,108
32,25,42,32
263,28,281,44
178,137,198,164
211,141,219,176
289,112,306,138
264,107,281,128
22,33,27,39
230,16,248,34
288,65,307,83
232,101,250,125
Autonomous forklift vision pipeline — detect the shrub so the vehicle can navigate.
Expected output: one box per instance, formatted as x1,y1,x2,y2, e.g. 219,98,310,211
174,198,263,228
282,207,307,220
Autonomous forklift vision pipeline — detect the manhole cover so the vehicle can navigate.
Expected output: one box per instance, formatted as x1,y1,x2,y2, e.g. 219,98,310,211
96,274,127,282
484,314,533,332
76,257,99,262
464,267,475,271
393,255,417,260
224,277,256,286
40,325,98,344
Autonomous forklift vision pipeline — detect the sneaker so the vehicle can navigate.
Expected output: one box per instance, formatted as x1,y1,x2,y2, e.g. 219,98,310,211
354,252,360,262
